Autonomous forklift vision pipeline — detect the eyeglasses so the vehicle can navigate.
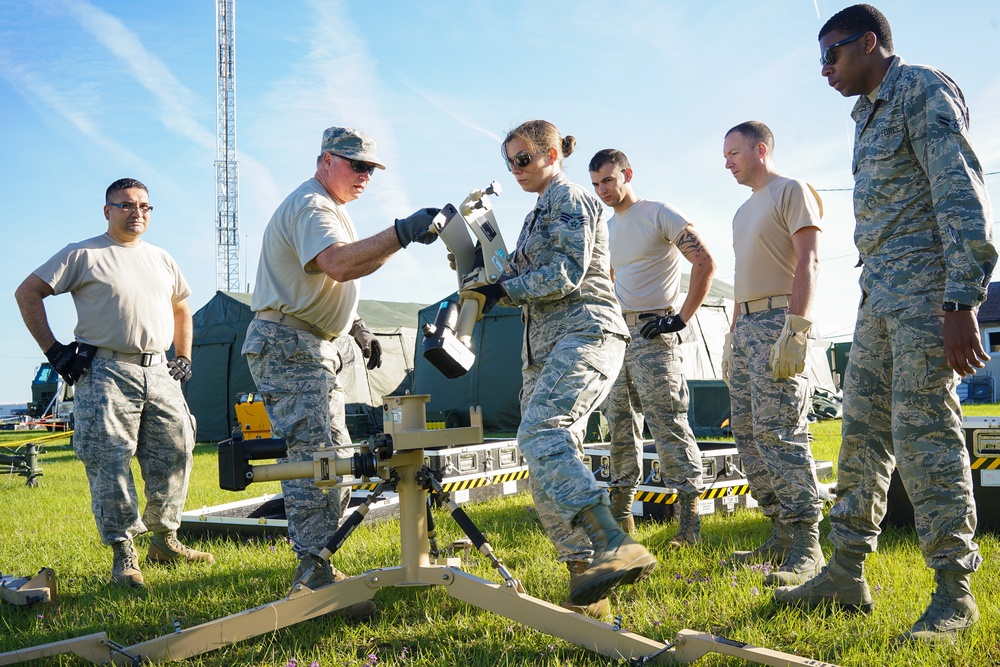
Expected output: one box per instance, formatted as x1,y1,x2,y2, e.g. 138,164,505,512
505,151,547,172
107,201,153,214
820,32,866,66
334,154,376,175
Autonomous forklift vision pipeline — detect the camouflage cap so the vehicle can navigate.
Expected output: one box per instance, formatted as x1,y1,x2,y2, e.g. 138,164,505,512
320,126,386,170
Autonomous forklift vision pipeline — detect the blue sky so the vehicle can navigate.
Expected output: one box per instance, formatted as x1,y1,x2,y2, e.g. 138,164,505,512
1,0,998,404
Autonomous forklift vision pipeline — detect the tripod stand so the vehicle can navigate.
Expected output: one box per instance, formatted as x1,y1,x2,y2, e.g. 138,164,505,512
0,395,840,666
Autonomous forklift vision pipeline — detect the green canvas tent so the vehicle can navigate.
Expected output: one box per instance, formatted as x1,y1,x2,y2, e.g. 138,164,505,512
184,291,426,442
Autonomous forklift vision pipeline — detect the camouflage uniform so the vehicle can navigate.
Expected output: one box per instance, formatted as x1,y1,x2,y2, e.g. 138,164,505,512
73,357,195,544
498,172,628,561
829,57,996,571
243,319,352,559
729,308,821,525
608,326,704,497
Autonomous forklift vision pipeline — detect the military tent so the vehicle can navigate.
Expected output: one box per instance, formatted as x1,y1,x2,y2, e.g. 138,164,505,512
184,291,425,442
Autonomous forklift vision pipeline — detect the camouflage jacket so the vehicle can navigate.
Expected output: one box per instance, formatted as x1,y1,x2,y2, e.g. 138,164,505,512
500,172,628,364
851,56,996,316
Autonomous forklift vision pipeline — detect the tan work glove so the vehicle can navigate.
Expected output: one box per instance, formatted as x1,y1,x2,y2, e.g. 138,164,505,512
770,314,812,380
721,333,734,387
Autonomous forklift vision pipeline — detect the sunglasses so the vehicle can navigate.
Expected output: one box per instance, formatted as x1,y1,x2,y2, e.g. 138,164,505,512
505,150,547,172
820,32,866,66
334,154,376,175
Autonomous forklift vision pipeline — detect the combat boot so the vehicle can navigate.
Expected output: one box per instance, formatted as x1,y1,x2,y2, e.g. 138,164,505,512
773,549,873,613
729,518,792,564
560,561,611,620
147,531,216,565
111,539,145,588
667,492,701,549
901,570,978,643
764,520,825,586
608,486,636,534
568,504,657,606
293,556,377,622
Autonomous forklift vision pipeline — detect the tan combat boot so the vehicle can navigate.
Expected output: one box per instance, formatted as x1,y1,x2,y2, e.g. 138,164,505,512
772,549,873,613
608,486,636,534
729,518,792,564
567,504,657,606
111,539,145,588
293,556,377,622
147,531,216,565
560,561,611,620
667,492,701,549
901,570,978,643
764,521,825,586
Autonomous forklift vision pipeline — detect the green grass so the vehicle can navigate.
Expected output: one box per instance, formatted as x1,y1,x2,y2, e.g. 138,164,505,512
1,410,999,667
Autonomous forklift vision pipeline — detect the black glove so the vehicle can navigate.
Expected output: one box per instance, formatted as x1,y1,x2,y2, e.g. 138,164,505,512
45,340,79,385
350,319,382,370
638,312,686,339
167,355,193,382
394,208,441,248
464,283,505,315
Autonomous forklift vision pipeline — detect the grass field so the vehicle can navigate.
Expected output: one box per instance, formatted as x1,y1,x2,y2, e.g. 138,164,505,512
1,407,998,666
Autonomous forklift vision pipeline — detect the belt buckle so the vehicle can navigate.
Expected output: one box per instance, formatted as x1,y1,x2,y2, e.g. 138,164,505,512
140,352,154,367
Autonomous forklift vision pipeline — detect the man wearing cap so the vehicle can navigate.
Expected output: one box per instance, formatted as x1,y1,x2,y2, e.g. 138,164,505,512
722,121,826,587
588,148,715,546
242,126,439,620
15,177,214,590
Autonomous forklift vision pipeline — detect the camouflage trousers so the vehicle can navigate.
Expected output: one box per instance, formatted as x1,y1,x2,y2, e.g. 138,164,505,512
608,323,705,497
243,319,352,559
520,331,626,562
830,304,981,573
73,357,195,545
729,308,822,525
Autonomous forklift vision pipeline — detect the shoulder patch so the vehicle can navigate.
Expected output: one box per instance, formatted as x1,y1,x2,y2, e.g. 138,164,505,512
559,211,586,229
937,113,964,134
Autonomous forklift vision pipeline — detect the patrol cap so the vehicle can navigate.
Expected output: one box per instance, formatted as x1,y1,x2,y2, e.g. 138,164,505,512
320,126,386,170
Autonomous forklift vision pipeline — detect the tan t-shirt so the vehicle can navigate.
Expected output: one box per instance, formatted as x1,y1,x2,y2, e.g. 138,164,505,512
34,233,190,353
732,176,822,303
607,199,691,312
251,178,360,338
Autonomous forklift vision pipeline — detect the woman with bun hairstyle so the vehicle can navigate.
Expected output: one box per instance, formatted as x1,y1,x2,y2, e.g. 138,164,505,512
463,120,657,614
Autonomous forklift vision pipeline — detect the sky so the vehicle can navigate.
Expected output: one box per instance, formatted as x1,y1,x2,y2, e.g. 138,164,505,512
1,0,998,404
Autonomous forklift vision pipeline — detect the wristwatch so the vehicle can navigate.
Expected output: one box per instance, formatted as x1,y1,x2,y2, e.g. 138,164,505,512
942,302,974,312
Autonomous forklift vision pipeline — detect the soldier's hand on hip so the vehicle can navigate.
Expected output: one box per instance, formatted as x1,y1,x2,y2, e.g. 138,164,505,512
638,312,686,339
350,319,382,370
167,355,193,382
45,340,79,385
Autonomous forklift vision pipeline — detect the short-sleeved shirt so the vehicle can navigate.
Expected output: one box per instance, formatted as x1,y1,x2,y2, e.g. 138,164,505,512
33,233,190,353
850,56,996,315
251,178,361,338
607,199,691,312
732,176,822,304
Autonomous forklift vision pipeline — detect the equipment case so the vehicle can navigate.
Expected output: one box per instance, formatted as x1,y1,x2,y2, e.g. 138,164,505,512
883,416,1000,533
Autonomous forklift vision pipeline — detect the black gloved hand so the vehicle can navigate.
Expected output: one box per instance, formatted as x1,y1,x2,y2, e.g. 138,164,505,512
638,312,686,339
350,319,382,370
167,355,193,382
45,340,79,385
394,208,441,248
464,282,505,315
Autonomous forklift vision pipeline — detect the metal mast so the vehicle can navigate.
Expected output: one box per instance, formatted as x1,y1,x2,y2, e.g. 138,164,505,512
215,0,240,291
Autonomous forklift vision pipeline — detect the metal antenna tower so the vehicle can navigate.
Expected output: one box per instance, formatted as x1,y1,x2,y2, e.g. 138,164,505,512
215,0,240,291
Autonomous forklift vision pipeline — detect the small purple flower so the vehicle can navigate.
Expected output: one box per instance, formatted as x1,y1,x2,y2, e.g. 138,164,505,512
750,586,760,596
547,644,555,652
37,614,44,620
874,584,882,592
653,620,662,626
367,653,377,666
310,662,319,667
